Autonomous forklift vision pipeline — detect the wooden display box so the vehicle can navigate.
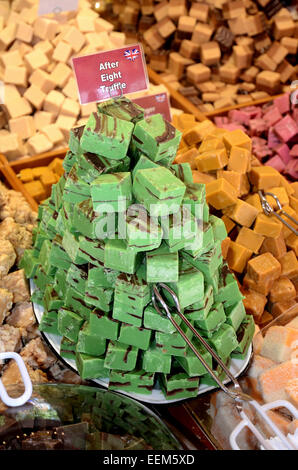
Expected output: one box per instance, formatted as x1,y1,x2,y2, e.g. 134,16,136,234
0,148,68,212
148,66,284,121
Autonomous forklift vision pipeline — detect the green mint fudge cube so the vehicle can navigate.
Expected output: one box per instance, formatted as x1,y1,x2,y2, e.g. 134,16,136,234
214,263,244,306
132,114,182,162
49,235,72,270
43,286,64,311
33,266,53,291
182,241,222,285
170,163,193,184
118,323,152,350
159,372,199,400
112,300,143,327
182,183,205,219
155,322,193,357
19,249,39,278
39,310,59,335
76,352,107,380
58,307,84,342
63,150,77,174
52,174,66,211
89,309,119,340
160,205,199,252
72,199,111,240
59,201,75,233
114,272,150,307
53,267,68,298
81,111,134,159
98,97,144,123
66,263,88,296
84,284,113,312
76,323,107,356
91,172,132,213
143,304,182,333
60,336,76,360
63,164,91,204
158,153,176,168
31,288,44,306
104,238,141,274
185,284,214,315
123,204,162,252
65,286,93,320
33,228,49,253
231,315,255,359
132,167,186,217
69,125,84,155
104,340,138,371
207,323,239,361
132,154,159,179
87,263,119,289
167,270,204,309
108,368,154,395
194,302,226,332
62,230,87,265
76,152,109,184
39,240,57,276
55,210,66,237
225,300,246,331
142,342,172,374
209,214,227,242
146,243,178,283
176,338,213,377
200,357,231,387
78,236,105,267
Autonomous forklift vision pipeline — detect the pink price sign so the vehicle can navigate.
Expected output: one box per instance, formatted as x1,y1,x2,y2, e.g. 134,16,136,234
132,93,172,122
38,0,78,16
72,44,149,105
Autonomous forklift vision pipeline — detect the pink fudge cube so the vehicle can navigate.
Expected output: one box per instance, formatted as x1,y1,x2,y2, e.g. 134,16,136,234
249,118,268,136
274,115,298,143
214,116,228,127
221,123,246,132
265,155,286,173
274,93,290,115
263,106,282,127
228,109,250,126
267,127,281,149
285,159,298,179
289,144,298,157
276,143,291,164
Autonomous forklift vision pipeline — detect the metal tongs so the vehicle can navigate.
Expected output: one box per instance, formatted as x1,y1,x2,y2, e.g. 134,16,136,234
152,283,298,450
258,191,298,236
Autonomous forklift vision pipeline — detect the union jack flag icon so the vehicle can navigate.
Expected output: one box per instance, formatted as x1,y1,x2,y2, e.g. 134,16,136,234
124,48,140,61
155,93,166,103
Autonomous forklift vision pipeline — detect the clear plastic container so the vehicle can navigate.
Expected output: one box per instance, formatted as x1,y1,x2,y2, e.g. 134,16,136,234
184,304,298,450
0,383,182,450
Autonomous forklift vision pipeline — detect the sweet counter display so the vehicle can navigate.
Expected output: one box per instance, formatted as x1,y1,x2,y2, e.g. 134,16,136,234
109,0,298,113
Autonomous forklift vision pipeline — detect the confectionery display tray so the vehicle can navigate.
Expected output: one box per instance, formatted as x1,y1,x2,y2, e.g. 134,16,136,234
31,280,252,405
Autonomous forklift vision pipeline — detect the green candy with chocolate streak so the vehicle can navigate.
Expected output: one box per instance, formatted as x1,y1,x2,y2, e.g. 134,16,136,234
81,111,134,159
98,97,144,123
132,114,182,162
104,340,138,371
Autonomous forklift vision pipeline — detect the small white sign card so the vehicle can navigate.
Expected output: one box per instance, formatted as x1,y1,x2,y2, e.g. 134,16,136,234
38,0,79,16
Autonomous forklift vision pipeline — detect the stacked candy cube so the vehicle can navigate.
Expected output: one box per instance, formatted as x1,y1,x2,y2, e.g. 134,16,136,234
21,98,254,400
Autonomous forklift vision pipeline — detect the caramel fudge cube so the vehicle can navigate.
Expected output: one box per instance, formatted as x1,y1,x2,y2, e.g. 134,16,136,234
24,180,46,202
200,42,221,66
254,213,282,238
206,178,238,210
243,289,267,322
269,278,296,304
183,120,215,145
260,232,287,259
279,251,298,279
236,227,265,254
247,252,281,284
228,146,251,174
286,233,298,257
223,129,252,152
249,166,281,190
225,199,259,227
227,241,253,273
195,148,228,172
186,63,211,84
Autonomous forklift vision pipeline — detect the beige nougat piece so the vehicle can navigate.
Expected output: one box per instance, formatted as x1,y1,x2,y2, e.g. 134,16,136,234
0,287,13,325
0,269,30,303
0,239,16,278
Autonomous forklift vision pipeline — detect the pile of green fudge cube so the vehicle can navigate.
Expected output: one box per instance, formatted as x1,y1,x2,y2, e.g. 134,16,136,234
21,97,255,400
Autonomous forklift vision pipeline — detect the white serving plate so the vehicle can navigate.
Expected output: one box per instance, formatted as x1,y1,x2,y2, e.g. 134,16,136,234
31,280,252,405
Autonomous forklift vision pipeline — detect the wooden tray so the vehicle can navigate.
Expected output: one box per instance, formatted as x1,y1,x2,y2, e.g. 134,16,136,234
0,149,68,212
0,153,39,212
148,66,284,120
